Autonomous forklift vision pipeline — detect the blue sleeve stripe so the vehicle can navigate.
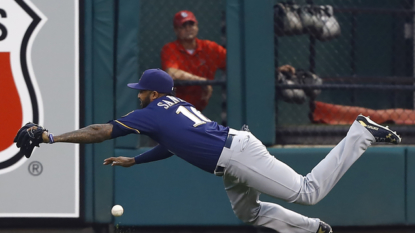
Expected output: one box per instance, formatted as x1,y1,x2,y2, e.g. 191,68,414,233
114,120,141,134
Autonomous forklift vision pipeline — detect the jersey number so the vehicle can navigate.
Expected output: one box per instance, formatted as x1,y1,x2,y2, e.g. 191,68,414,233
176,106,211,127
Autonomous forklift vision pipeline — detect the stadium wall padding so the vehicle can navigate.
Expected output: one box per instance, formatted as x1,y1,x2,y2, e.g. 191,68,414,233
226,0,276,145
406,147,415,224
114,0,141,148
243,0,276,146
83,0,116,224
225,0,244,130
114,146,411,227
83,0,94,223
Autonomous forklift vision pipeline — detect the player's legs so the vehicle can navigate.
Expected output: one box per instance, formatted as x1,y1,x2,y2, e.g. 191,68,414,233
223,173,320,233
225,120,374,205
221,116,397,232
290,120,375,204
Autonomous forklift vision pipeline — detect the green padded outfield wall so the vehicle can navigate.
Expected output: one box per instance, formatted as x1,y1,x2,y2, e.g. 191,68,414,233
406,147,415,224
226,0,275,145
113,147,409,226
262,147,406,226
81,0,415,227
114,0,141,149
83,0,116,223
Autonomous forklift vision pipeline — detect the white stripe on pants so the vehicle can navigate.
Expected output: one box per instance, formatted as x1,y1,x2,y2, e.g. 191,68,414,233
218,121,375,233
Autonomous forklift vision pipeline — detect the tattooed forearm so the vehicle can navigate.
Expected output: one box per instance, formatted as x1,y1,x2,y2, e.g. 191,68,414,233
53,124,113,143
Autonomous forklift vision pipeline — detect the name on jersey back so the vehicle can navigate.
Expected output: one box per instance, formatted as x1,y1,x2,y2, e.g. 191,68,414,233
157,96,186,109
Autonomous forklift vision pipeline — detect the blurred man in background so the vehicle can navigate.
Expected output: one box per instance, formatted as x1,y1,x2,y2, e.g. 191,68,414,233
161,10,296,111
161,10,225,111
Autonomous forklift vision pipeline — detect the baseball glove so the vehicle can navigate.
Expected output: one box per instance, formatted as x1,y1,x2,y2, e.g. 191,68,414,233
13,122,48,158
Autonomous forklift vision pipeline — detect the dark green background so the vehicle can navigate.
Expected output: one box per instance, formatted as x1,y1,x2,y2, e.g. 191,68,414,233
82,0,415,227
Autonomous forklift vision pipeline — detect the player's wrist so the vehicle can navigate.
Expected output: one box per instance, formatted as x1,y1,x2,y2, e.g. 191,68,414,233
41,131,55,144
42,131,50,143
48,133,55,144
128,157,136,166
133,155,140,164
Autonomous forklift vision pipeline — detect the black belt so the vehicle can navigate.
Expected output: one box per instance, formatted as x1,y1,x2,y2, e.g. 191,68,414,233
215,134,234,176
224,134,234,149
224,124,249,149
215,125,250,176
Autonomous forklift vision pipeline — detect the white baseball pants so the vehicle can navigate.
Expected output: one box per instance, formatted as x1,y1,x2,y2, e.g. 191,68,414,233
215,121,375,233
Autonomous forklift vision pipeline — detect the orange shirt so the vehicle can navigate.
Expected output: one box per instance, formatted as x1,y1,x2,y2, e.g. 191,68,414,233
161,38,226,110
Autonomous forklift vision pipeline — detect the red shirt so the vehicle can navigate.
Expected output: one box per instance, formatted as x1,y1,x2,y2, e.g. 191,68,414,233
161,38,226,110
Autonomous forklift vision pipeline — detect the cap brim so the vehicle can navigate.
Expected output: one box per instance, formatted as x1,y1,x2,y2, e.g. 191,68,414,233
176,19,197,27
127,83,142,90
181,19,196,24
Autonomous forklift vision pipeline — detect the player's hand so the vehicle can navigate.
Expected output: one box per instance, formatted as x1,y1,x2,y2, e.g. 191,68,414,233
103,156,135,167
201,85,213,101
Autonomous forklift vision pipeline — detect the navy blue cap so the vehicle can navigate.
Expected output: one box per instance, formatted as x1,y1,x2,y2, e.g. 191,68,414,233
127,69,174,93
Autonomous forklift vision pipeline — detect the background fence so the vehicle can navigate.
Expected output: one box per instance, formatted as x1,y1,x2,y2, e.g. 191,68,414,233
132,0,415,146
131,0,226,147
274,0,415,145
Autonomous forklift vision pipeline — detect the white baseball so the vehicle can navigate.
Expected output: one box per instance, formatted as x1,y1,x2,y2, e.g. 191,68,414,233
111,205,124,217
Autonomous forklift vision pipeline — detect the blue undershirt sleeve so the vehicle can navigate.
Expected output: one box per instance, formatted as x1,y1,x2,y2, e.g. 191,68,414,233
134,144,174,164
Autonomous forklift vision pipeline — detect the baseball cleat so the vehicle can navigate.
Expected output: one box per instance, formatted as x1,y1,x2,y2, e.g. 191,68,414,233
356,114,401,144
316,220,333,233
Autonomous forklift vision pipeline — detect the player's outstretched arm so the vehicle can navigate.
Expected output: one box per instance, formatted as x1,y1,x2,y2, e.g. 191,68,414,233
41,123,113,144
103,157,135,167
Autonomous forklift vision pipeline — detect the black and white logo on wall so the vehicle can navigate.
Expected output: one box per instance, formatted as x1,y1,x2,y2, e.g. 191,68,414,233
0,0,46,174
0,0,79,218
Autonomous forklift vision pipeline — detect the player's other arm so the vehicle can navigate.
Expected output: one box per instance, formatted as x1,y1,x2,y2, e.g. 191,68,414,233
41,123,113,144
103,144,173,168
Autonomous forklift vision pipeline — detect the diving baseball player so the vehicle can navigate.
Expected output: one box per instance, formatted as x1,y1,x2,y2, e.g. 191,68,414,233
14,69,401,233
